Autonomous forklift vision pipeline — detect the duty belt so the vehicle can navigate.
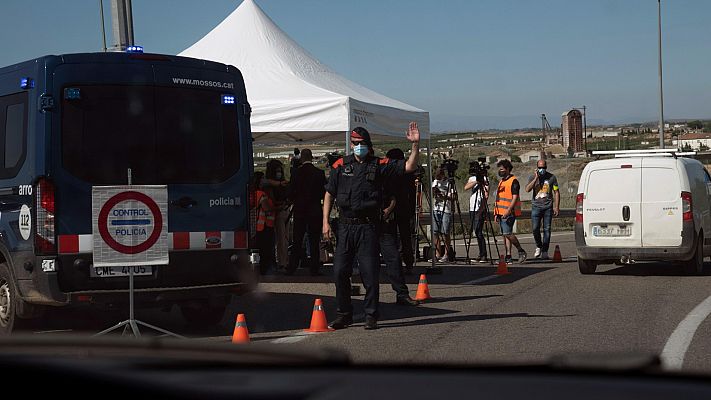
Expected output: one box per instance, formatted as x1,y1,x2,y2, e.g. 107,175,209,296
340,216,378,225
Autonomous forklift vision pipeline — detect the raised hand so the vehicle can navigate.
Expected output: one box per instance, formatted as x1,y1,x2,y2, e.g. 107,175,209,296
406,122,420,143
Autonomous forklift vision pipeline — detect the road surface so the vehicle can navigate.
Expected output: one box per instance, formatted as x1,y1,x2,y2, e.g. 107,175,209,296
25,232,711,373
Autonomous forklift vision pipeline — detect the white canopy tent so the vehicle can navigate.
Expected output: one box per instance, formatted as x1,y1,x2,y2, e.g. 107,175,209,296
179,0,429,145
180,0,443,269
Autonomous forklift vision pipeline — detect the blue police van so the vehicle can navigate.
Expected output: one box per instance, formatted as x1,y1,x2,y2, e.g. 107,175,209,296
0,50,256,334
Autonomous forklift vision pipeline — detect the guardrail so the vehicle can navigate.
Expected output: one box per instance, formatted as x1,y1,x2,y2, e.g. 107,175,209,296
417,208,576,226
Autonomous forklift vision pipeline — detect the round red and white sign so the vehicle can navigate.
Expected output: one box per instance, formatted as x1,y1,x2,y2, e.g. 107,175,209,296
97,191,163,254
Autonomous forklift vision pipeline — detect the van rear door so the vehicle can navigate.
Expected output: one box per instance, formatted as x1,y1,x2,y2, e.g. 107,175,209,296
583,159,642,248
640,158,683,247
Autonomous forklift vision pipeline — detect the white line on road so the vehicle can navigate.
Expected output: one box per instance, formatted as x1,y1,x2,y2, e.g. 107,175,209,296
661,294,711,370
271,333,310,344
459,275,499,285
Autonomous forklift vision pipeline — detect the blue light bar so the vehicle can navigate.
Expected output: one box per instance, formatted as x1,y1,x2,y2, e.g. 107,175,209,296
126,45,144,53
20,78,34,89
221,94,236,105
64,88,81,100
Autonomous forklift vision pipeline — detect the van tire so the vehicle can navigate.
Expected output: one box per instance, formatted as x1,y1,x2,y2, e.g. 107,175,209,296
180,302,227,327
683,235,704,276
578,258,597,275
0,263,38,335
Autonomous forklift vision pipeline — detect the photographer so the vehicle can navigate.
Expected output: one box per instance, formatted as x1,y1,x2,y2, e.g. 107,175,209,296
431,165,453,263
464,162,489,263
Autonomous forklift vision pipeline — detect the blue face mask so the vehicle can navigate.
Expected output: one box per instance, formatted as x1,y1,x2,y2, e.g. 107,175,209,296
353,144,369,157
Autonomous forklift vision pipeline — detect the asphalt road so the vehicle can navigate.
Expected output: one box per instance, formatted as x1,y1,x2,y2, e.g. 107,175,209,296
24,232,711,374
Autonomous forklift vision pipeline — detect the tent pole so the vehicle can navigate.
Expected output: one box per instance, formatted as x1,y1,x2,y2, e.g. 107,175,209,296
345,130,351,155
428,134,436,270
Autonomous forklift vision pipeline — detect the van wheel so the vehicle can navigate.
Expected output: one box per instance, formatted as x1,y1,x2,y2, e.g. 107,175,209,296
578,258,597,275
683,235,704,276
0,263,38,335
180,302,227,327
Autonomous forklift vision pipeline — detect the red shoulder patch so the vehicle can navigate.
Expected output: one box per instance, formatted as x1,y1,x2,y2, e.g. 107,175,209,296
378,157,390,165
332,158,344,169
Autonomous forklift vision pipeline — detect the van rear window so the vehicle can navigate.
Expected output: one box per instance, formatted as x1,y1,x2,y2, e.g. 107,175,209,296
61,85,240,184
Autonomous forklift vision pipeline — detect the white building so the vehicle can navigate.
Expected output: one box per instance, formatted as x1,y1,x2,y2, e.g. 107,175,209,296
678,133,711,151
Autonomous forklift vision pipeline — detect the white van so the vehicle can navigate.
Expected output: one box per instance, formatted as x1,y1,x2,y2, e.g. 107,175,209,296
575,151,711,275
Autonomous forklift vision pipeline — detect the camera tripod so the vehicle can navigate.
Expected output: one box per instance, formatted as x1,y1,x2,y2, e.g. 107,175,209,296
420,174,471,265
469,177,501,265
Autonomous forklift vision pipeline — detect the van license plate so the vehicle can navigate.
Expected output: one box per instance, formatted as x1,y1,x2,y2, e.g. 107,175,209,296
91,266,152,278
592,225,631,237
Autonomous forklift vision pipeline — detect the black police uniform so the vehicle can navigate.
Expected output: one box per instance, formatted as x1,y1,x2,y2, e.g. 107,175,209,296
326,154,406,320
380,195,411,301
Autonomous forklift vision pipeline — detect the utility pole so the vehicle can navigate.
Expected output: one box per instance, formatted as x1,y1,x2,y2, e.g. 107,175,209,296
657,0,665,148
582,105,587,153
110,0,134,51
99,0,107,52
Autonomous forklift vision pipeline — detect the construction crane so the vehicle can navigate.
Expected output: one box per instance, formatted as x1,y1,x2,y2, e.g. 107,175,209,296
539,114,557,159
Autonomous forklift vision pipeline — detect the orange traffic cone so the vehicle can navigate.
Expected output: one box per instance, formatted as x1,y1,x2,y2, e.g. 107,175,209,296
305,298,334,333
231,313,250,343
552,245,563,263
415,274,432,301
496,255,511,275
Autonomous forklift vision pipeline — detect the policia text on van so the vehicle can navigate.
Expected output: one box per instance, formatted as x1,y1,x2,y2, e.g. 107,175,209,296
0,51,255,334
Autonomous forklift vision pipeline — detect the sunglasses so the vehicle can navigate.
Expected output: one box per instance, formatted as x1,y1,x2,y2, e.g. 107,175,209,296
351,140,365,146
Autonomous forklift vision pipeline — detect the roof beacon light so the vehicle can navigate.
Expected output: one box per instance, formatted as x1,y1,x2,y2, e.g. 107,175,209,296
126,45,144,53
222,94,236,105
20,78,34,90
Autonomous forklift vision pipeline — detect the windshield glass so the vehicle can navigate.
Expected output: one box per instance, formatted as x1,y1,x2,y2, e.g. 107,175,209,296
5,2,711,390
61,85,239,184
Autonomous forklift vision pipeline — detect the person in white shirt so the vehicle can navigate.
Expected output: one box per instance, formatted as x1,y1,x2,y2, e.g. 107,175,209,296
464,174,489,263
431,166,453,262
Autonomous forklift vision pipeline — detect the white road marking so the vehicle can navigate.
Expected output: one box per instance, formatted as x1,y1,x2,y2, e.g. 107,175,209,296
459,275,499,285
33,329,73,334
271,333,310,344
661,294,711,370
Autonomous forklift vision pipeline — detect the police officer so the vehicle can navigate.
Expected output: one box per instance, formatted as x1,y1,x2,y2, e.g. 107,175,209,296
323,123,421,330
381,192,419,306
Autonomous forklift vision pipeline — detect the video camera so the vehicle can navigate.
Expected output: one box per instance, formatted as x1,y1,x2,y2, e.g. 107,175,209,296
468,157,490,181
441,158,459,179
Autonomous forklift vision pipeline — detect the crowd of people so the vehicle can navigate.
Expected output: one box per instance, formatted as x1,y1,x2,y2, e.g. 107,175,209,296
253,122,561,330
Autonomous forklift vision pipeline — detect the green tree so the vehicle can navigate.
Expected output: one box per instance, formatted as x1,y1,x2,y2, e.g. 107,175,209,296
699,143,709,152
682,143,693,152
511,155,522,163
688,120,704,130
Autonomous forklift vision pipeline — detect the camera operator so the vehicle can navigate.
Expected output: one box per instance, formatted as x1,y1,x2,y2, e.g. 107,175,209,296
431,165,453,263
464,161,489,263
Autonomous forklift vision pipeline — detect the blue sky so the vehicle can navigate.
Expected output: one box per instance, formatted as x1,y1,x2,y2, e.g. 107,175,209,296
1,1,709,130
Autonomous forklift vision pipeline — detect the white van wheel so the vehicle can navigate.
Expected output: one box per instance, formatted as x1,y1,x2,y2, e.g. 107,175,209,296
683,235,704,276
578,258,597,275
